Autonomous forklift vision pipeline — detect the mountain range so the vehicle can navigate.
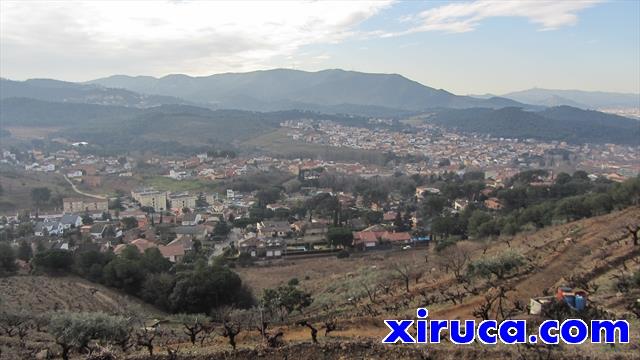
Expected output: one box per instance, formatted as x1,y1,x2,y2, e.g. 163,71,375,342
1,69,638,148
502,88,639,110
87,69,532,113
0,78,187,108
471,88,639,110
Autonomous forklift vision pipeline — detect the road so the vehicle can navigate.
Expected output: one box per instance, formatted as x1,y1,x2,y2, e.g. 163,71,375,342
63,175,107,200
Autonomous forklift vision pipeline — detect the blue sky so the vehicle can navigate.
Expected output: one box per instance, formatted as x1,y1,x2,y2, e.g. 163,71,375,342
1,0,638,95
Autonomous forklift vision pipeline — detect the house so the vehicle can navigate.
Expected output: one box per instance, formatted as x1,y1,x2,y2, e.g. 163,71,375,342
453,199,469,211
381,231,412,245
159,243,185,263
383,211,398,223
266,203,290,211
257,220,292,238
238,236,262,257
90,223,111,239
302,222,328,244
67,170,83,178
238,236,285,258
59,214,83,229
167,237,194,252
181,213,202,226
352,231,381,249
114,238,157,255
484,197,504,210
173,225,208,241
34,220,64,236
416,186,440,199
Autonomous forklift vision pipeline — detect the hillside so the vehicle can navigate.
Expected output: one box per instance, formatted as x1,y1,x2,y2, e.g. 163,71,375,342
89,69,532,113
0,98,368,152
1,208,639,359
0,78,187,108
0,275,164,316
424,106,640,145
503,87,640,110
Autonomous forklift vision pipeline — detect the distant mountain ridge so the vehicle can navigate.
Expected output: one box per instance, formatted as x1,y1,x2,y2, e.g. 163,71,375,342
502,87,639,110
0,78,188,108
88,69,533,113
426,105,639,145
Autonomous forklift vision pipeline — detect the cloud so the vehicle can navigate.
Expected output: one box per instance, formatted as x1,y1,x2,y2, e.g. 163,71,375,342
0,0,392,80
395,0,600,35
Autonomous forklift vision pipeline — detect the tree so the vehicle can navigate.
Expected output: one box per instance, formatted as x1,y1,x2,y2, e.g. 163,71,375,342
0,243,17,275
32,249,73,274
256,187,281,207
326,227,353,248
176,314,206,345
75,250,113,282
102,257,146,295
214,219,231,237
31,187,51,205
169,265,248,313
468,210,493,238
261,284,312,319
81,213,94,225
297,320,318,343
48,312,130,360
17,240,32,261
216,307,243,350
121,216,138,230
468,252,526,281
392,264,411,293
140,273,175,311
439,242,475,281
141,248,172,274
554,196,591,222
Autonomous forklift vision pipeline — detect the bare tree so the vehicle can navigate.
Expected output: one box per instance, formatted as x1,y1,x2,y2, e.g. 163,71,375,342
440,242,475,282
177,314,205,345
473,286,522,322
297,320,318,343
360,282,378,303
393,264,411,293
323,318,337,336
135,325,158,357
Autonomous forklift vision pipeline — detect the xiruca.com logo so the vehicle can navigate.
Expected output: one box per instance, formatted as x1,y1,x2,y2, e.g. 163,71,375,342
382,309,630,345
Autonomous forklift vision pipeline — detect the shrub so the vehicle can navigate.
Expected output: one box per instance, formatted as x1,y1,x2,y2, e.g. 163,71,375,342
32,249,74,274
467,251,525,280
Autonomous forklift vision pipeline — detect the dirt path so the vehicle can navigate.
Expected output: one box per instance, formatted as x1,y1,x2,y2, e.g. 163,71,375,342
63,174,107,199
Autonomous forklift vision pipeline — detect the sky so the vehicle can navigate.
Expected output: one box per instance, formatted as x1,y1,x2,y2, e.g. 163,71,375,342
1,0,638,95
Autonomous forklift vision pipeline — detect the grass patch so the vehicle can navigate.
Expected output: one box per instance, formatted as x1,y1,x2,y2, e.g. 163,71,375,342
143,175,220,193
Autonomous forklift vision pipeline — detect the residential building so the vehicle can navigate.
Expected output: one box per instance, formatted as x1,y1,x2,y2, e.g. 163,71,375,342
132,188,168,212
63,197,108,213
169,192,197,209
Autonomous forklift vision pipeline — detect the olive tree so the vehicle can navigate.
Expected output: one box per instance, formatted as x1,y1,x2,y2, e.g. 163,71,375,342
48,312,130,360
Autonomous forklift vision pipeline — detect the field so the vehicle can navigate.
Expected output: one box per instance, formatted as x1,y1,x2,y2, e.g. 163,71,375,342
0,275,164,317
3,126,62,140
0,168,77,214
142,175,220,193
